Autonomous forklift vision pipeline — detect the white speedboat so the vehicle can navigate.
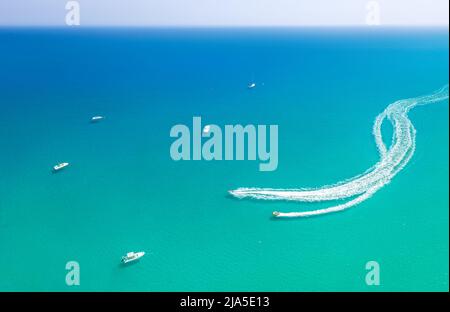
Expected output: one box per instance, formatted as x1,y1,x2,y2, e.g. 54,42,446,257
272,211,280,217
248,82,256,89
121,251,145,264
91,116,104,122
53,162,69,171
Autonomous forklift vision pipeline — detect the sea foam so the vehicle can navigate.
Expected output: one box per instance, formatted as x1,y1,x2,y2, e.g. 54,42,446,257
229,85,449,218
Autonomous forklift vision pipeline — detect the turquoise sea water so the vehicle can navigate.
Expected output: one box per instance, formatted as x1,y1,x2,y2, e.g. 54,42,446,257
0,28,448,291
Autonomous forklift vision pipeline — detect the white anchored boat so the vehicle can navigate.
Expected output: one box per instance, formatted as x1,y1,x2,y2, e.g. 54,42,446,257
121,251,145,264
202,125,211,134
248,82,256,89
91,116,105,122
53,162,69,171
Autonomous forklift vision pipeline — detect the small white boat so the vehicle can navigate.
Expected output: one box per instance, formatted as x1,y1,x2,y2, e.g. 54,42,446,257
272,211,280,217
121,251,145,264
248,82,256,89
53,162,69,171
203,125,211,134
91,116,104,122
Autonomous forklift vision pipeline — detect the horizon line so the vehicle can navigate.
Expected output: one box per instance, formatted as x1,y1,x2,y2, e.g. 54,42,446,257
0,24,448,29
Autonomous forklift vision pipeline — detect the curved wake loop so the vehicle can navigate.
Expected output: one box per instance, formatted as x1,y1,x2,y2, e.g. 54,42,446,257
229,85,449,218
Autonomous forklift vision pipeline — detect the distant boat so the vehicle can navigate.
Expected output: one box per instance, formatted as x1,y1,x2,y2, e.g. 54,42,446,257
272,211,280,217
248,82,256,89
53,162,69,172
91,116,105,122
121,251,145,264
203,125,211,134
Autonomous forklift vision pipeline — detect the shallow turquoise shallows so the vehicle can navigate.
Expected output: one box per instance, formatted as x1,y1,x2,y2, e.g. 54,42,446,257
0,28,448,291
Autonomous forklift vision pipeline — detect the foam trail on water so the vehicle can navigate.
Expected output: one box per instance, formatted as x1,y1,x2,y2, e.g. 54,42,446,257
229,85,449,218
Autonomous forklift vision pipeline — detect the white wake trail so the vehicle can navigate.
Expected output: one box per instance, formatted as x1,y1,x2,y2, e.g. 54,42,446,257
229,85,449,218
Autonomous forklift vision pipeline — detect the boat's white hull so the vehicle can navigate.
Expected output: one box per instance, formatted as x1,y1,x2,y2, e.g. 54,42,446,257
53,163,69,171
121,252,145,264
91,116,104,122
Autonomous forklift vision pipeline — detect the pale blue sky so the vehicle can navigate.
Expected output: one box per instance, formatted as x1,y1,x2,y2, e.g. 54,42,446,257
0,0,448,26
